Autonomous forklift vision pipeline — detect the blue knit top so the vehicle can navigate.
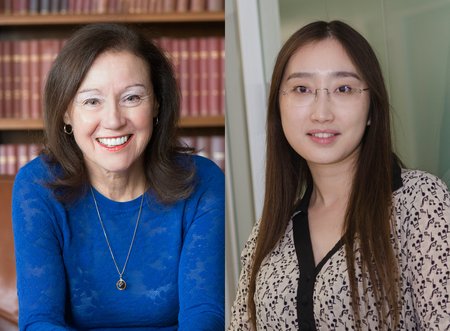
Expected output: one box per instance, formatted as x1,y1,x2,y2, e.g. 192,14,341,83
12,155,224,330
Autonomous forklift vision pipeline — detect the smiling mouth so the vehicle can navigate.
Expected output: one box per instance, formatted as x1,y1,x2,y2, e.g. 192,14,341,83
96,135,132,147
308,132,338,138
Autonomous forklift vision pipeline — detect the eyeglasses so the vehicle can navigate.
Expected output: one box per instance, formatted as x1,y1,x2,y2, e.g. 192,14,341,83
280,86,369,108
74,94,152,111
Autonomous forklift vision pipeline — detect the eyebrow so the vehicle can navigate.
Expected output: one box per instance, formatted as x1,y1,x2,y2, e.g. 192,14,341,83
286,71,362,81
77,84,148,95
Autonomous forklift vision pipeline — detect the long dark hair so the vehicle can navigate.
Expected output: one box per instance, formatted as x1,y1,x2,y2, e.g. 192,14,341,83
43,23,195,204
248,20,400,329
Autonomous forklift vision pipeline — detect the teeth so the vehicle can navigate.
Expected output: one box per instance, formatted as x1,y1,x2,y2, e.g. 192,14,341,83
97,135,129,147
311,132,335,138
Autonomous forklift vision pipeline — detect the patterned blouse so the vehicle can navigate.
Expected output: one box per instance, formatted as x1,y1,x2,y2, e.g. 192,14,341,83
228,168,450,330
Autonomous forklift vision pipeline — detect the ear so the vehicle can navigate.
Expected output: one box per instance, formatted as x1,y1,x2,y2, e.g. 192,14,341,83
367,118,371,126
63,111,71,125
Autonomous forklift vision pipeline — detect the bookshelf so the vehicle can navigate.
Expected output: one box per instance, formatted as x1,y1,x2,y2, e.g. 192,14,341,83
0,13,224,25
0,10,225,175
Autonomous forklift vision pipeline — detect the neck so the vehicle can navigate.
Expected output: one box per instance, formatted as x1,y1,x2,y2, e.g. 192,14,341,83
307,152,358,209
88,161,147,202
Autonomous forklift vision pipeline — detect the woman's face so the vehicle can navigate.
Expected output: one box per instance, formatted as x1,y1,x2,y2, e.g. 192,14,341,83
279,38,370,169
64,50,156,177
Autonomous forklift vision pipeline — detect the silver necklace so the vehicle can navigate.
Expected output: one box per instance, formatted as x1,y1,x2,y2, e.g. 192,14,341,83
90,187,144,291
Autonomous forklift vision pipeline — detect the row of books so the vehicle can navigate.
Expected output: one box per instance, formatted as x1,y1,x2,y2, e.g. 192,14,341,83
0,144,41,175
0,137,224,175
0,36,224,119
181,135,224,171
0,0,224,15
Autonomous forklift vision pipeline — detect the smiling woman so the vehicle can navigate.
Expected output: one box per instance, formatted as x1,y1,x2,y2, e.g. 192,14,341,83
12,24,224,330
228,20,449,331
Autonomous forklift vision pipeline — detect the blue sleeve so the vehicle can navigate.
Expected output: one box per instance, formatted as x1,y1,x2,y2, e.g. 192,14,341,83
12,164,76,331
177,157,225,330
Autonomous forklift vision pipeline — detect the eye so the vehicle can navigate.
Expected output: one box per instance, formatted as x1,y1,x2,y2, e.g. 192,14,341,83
82,98,102,107
121,94,144,106
335,85,353,94
292,86,311,94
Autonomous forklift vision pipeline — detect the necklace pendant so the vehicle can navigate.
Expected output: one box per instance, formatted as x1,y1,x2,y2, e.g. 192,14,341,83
116,278,127,291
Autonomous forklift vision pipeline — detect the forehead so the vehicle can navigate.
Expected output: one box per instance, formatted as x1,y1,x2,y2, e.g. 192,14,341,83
79,50,150,90
283,38,360,80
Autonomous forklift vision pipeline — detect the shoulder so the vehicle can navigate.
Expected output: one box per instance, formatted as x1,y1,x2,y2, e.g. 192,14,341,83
191,155,224,191
397,168,449,202
14,155,57,189
394,168,449,233
192,154,224,178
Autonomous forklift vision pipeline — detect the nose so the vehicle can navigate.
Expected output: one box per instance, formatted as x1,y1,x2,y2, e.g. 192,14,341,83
102,99,126,129
310,88,334,122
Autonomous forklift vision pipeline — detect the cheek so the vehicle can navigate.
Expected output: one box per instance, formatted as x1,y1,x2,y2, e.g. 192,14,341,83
132,110,153,132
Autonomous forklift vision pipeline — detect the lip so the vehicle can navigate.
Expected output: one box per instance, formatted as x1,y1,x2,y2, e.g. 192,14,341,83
306,130,340,145
96,134,133,152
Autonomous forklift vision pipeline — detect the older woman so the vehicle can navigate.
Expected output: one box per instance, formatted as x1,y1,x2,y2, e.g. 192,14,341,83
12,24,224,330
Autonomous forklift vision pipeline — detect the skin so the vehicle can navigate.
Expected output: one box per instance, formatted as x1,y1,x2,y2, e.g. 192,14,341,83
64,50,157,201
279,38,371,265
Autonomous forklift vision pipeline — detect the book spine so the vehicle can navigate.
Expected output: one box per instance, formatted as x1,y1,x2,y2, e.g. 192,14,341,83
40,0,50,14
74,0,83,14
211,135,225,170
39,39,60,105
29,39,41,119
179,39,189,118
195,136,211,159
206,0,224,11
190,0,206,12
188,38,200,117
176,0,188,12
60,0,69,13
50,0,60,13
2,41,13,118
13,0,27,14
29,0,39,14
82,0,90,14
97,0,107,13
17,144,28,171
148,0,157,13
12,41,21,118
0,145,6,175
155,0,163,13
28,144,41,161
207,37,220,116
5,144,16,176
219,37,225,116
4,0,13,14
0,41,3,118
163,0,175,12
198,38,209,117
68,0,76,14
19,40,31,119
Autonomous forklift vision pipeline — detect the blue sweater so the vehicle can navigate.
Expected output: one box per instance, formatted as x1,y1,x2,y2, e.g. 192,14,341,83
12,155,224,330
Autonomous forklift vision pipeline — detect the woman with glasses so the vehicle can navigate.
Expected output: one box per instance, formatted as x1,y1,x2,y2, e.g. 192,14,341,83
229,20,449,330
12,24,224,330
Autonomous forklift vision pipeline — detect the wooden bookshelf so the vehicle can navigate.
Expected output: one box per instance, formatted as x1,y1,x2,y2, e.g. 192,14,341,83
0,116,225,130
0,12,224,25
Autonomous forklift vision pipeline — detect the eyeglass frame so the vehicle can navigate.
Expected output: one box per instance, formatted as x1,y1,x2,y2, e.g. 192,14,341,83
280,86,370,107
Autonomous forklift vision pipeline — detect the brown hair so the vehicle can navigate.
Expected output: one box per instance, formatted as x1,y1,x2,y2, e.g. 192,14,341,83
43,23,195,204
248,20,400,329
